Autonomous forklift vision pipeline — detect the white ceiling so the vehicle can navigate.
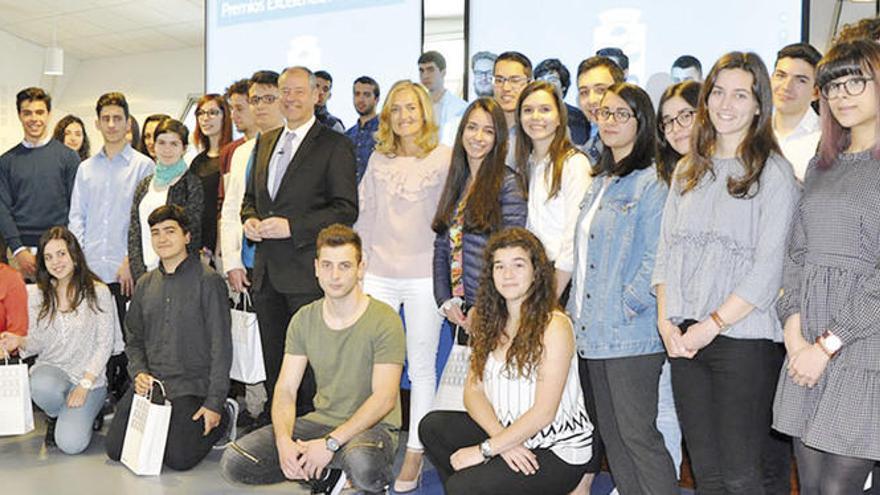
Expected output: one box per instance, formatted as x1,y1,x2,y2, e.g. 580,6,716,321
0,0,204,59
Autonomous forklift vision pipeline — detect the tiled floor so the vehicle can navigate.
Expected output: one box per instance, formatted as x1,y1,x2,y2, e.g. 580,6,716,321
0,413,695,494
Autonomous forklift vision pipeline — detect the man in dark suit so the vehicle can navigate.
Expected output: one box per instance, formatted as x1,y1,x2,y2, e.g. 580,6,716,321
242,66,357,424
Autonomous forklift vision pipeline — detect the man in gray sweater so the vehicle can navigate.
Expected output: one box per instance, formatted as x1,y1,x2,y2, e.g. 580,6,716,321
105,205,236,471
0,87,79,277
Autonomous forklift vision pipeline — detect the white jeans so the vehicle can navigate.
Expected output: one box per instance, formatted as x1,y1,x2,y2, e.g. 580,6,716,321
363,273,442,451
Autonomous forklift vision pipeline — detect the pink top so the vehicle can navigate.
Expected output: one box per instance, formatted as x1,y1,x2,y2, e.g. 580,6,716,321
356,145,452,279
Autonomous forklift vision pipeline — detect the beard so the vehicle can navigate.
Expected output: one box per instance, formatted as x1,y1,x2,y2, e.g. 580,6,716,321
356,106,375,117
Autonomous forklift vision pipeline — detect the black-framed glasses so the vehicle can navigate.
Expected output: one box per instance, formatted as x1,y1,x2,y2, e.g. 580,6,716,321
248,94,278,105
195,109,222,118
821,77,870,99
493,75,529,87
473,70,493,80
596,107,634,124
659,109,696,133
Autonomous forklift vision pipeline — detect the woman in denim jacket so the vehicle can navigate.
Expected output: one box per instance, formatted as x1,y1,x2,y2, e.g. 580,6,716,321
433,98,527,326
567,83,678,495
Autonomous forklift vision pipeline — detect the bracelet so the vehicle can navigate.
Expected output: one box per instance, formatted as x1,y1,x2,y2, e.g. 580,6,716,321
709,311,730,334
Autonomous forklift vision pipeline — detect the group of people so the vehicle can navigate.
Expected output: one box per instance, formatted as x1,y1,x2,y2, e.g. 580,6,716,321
0,14,879,495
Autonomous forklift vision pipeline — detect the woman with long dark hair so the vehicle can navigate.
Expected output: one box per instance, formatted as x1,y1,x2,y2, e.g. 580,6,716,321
0,227,115,454
514,81,591,297
138,113,171,160
773,39,880,493
656,80,702,182
53,114,90,162
190,94,232,255
420,227,592,494
652,52,799,493
128,119,203,282
568,83,678,494
433,97,526,328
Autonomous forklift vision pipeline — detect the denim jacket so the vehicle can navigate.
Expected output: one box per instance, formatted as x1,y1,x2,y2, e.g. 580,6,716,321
566,166,668,359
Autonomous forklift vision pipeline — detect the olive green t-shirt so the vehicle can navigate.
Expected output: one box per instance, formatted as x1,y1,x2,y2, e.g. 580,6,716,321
285,296,405,431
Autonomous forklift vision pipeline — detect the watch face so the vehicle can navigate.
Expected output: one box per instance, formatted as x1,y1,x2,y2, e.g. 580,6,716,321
326,437,340,452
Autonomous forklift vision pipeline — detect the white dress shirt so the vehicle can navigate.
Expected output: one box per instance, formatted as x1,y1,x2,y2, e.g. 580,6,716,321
774,109,820,180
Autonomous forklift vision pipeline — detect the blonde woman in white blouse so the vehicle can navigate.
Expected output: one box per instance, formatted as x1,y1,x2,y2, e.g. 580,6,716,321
0,227,115,454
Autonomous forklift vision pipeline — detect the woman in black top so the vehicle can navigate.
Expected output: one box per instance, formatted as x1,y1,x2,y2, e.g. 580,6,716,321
190,94,232,256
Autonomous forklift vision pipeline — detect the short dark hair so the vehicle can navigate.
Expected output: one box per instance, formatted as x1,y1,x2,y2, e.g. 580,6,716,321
225,78,250,100
534,58,572,97
316,224,362,261
353,76,380,98
471,51,497,70
314,70,333,84
249,70,279,89
577,56,625,83
95,92,130,119
495,51,533,78
418,51,447,71
153,118,189,146
147,204,190,234
596,47,629,71
672,55,702,73
16,87,51,113
776,42,822,69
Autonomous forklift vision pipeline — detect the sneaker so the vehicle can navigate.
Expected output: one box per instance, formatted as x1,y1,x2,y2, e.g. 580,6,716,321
45,417,57,448
214,398,239,449
311,468,347,495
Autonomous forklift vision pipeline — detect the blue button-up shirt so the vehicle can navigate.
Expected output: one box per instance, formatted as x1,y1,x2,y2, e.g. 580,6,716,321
344,116,379,184
68,144,154,283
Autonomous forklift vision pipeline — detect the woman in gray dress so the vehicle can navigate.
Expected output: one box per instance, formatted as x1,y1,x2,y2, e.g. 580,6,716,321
773,39,880,494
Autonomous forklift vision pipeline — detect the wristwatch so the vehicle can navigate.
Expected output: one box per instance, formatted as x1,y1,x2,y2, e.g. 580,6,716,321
817,330,843,358
325,435,341,453
78,378,93,390
479,439,493,460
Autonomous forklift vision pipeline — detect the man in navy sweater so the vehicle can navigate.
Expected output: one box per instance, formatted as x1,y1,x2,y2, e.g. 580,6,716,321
0,87,79,278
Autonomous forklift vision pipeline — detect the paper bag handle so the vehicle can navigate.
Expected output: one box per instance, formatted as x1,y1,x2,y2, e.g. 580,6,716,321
146,379,167,403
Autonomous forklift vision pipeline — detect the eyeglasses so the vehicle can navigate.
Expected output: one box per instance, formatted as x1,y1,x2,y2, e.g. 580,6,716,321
474,70,493,80
596,107,634,124
659,109,696,133
196,108,222,118
493,75,529,87
821,77,870,99
248,94,278,105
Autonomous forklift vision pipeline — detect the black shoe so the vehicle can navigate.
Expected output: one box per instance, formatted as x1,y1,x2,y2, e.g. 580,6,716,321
310,468,346,495
45,417,57,448
92,413,104,432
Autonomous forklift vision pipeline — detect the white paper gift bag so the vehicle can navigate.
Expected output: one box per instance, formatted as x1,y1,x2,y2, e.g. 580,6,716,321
0,352,34,436
433,326,471,412
121,380,172,476
229,292,266,384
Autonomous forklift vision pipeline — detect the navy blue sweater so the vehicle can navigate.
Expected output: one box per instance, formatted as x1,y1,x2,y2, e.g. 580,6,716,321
0,139,79,250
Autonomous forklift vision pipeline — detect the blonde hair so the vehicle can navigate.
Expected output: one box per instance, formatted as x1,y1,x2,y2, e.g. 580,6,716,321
374,80,439,158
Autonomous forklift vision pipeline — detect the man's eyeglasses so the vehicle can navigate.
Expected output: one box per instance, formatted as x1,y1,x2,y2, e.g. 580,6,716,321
821,77,870,99
659,109,696,133
493,75,529,87
248,95,279,105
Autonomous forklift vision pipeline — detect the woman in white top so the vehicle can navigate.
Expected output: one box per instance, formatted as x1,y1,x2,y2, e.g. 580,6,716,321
354,80,452,491
514,81,591,297
420,227,593,494
0,227,116,454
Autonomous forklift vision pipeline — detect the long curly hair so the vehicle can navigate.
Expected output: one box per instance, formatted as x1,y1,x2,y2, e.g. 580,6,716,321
469,227,558,379
432,97,511,234
52,114,90,161
35,226,103,322
373,80,439,158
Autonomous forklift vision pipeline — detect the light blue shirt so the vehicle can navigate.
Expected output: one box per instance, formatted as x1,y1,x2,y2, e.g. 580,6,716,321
68,144,154,283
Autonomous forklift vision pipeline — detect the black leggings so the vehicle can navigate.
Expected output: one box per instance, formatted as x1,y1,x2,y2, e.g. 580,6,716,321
419,411,587,495
794,440,875,495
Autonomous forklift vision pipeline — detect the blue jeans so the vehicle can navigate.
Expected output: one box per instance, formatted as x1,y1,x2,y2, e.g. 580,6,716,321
29,364,106,454
656,359,682,476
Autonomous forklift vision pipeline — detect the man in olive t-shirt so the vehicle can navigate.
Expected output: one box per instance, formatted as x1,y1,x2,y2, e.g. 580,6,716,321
221,224,404,493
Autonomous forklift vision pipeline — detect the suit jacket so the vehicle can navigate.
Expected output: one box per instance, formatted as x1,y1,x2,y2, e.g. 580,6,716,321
241,122,357,294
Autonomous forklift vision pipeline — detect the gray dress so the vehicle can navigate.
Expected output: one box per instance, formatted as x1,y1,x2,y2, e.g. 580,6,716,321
773,150,880,461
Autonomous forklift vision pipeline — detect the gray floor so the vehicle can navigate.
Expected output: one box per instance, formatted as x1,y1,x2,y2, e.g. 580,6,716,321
0,411,417,495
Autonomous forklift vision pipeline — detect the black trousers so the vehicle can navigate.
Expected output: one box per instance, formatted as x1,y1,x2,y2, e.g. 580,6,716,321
106,283,131,402
670,336,778,495
761,342,792,495
419,411,587,495
252,277,319,417
105,389,229,471
577,357,605,474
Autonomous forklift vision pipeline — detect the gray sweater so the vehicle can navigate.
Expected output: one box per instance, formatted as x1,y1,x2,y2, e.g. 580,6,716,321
652,153,800,341
125,254,231,412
